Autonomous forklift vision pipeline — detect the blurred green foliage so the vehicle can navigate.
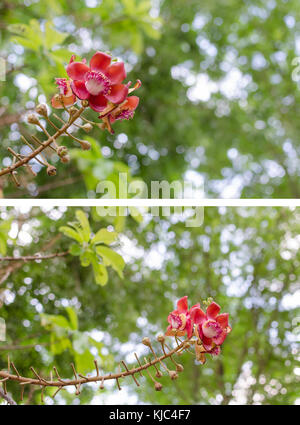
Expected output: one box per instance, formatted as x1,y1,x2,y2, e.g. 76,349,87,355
1,0,300,197
60,209,125,285
0,206,299,404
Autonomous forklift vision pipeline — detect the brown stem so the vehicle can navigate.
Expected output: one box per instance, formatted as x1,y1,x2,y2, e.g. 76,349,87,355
0,339,188,391
0,105,86,177
0,251,69,262
0,387,17,405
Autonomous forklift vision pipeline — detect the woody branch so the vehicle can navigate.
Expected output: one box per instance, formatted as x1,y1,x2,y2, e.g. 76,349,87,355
0,336,192,401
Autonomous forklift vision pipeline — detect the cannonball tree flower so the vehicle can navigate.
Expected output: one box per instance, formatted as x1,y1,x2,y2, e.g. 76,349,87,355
98,80,141,133
191,302,231,353
165,296,200,339
66,52,129,112
51,78,76,109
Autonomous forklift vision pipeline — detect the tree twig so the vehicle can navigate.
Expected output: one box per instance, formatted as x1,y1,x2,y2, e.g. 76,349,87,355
0,251,69,262
0,387,17,405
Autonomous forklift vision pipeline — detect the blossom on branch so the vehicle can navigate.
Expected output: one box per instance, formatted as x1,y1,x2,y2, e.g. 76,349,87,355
165,296,200,339
166,297,232,362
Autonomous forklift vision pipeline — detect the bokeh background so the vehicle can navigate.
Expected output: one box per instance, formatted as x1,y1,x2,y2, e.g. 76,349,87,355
1,0,300,198
0,206,299,405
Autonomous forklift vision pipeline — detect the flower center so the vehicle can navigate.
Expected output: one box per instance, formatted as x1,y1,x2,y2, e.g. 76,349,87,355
55,78,68,95
85,71,110,96
115,109,135,121
202,320,222,339
170,313,182,330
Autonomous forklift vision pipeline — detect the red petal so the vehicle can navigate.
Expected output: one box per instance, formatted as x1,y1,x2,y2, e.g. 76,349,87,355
216,313,229,329
213,330,227,346
207,302,221,319
177,296,188,314
105,83,128,104
105,62,126,84
191,307,206,325
202,336,213,351
124,95,139,111
89,93,108,112
70,80,89,99
67,62,90,80
185,318,193,339
90,51,111,72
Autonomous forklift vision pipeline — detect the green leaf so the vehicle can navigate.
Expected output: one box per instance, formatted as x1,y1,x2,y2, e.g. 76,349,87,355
92,261,108,286
129,206,144,224
59,226,83,243
91,229,118,245
69,243,83,256
40,313,71,330
96,246,125,278
0,234,7,256
79,251,93,267
44,21,68,49
75,210,91,243
66,307,78,331
50,333,71,355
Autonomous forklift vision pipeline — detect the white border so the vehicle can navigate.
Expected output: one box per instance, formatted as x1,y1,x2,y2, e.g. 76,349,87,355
0,199,299,207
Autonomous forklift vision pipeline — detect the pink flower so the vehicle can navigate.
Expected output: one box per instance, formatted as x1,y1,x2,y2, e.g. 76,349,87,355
66,52,129,112
191,302,231,352
51,78,76,109
108,95,140,123
165,296,200,339
98,80,141,134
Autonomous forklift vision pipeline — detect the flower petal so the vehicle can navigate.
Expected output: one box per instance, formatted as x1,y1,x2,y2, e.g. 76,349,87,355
216,313,229,329
105,83,128,104
67,61,90,80
165,327,186,337
177,296,188,314
124,95,139,110
207,302,221,319
185,318,193,339
202,335,213,351
213,330,227,346
105,62,126,84
90,51,111,72
70,80,90,99
51,94,76,109
88,93,108,112
190,307,206,325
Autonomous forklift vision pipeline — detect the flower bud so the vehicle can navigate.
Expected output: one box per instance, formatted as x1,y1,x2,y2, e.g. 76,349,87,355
79,140,91,150
27,114,40,125
57,146,68,157
35,104,48,117
176,364,184,373
68,106,78,116
157,334,165,343
142,337,151,347
81,100,89,107
47,165,57,176
82,123,93,133
154,382,163,391
168,370,178,380
155,370,163,378
61,154,70,163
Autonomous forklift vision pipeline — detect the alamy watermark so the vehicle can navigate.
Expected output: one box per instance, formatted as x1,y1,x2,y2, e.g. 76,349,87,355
292,57,300,83
95,173,205,227
0,318,6,341
0,58,5,82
